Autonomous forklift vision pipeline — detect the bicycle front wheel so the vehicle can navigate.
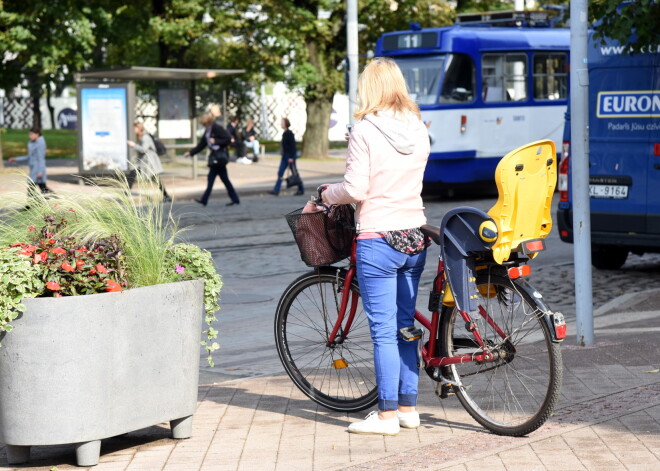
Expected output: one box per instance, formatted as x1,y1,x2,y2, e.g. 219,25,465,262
441,274,562,436
275,268,377,412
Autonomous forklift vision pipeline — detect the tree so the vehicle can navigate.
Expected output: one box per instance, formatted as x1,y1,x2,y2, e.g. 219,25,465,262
0,1,100,128
235,0,454,158
591,0,660,54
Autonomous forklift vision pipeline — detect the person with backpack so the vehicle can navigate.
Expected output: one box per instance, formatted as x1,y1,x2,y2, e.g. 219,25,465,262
127,122,171,202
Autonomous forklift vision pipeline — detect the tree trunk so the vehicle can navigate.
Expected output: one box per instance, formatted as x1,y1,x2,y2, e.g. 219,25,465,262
301,97,333,159
46,85,55,130
0,130,4,169
29,78,42,129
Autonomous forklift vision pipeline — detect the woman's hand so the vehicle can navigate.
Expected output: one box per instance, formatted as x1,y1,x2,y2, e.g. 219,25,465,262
209,137,216,145
183,151,191,158
288,158,294,164
36,172,43,179
7,157,16,164
127,140,136,147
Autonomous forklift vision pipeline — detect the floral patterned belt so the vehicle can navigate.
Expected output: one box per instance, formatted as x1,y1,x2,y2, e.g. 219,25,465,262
358,228,431,255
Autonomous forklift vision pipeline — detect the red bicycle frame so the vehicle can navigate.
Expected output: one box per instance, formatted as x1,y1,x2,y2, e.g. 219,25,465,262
326,236,511,367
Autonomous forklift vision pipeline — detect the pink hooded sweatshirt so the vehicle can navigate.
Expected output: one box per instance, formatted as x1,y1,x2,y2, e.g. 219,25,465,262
323,110,430,233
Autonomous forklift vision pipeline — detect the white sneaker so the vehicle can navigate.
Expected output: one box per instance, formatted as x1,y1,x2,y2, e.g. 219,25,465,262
237,157,253,165
347,411,400,436
397,410,420,429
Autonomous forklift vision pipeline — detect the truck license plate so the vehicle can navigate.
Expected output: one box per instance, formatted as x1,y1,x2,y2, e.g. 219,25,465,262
589,185,629,199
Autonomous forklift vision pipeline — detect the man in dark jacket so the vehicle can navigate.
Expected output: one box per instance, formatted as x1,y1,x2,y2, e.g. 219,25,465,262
269,117,304,196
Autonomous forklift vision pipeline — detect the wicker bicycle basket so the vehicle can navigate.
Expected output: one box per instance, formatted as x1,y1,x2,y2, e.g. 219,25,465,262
285,204,355,267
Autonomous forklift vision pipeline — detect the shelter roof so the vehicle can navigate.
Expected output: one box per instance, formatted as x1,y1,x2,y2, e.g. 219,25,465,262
76,66,244,81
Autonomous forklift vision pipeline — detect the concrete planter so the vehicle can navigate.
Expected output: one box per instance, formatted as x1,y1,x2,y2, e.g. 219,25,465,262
0,279,204,467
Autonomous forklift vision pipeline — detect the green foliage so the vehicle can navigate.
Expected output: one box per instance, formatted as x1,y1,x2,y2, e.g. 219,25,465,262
164,243,222,366
591,0,660,54
0,247,43,337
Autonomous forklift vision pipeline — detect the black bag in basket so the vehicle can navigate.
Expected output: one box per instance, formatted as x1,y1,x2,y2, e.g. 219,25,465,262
286,204,355,266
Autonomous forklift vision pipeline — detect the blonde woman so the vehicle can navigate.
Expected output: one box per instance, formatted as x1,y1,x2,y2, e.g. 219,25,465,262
127,122,170,202
321,58,430,435
184,112,239,206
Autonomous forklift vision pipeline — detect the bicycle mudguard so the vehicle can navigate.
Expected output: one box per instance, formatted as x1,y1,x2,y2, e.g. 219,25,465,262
440,207,497,314
514,278,566,342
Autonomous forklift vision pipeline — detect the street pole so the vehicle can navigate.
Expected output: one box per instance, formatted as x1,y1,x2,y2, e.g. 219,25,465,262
346,0,359,124
570,0,594,346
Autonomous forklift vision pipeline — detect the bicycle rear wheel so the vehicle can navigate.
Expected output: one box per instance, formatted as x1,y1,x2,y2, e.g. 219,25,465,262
441,274,562,436
275,268,377,412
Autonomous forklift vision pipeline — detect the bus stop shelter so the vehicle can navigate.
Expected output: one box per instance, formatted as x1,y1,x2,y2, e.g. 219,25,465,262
74,66,244,177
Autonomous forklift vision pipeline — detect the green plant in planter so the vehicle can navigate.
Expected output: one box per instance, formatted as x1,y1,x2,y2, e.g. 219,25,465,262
0,173,222,364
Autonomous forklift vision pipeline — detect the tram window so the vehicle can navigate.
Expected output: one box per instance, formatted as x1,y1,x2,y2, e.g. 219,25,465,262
393,56,445,105
482,53,528,102
533,53,568,100
439,54,476,103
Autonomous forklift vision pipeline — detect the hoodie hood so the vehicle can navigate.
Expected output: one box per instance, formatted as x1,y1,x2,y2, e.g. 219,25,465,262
363,110,424,155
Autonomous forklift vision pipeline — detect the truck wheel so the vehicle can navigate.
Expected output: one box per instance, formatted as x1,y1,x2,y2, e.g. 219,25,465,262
591,245,629,270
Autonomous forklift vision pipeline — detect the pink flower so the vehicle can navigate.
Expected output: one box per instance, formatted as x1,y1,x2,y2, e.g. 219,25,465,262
175,265,185,274
46,281,61,291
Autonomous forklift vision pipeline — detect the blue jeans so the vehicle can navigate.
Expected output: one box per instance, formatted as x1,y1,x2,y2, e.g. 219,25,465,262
201,163,240,204
356,237,427,411
273,154,304,194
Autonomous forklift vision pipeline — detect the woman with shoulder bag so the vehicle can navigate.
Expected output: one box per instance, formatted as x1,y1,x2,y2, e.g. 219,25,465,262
127,122,171,202
184,112,240,207
320,58,431,436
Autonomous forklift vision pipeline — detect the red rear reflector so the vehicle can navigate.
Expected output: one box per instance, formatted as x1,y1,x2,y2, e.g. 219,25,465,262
525,240,544,252
555,324,567,339
508,265,531,279
560,230,568,237
655,143,660,156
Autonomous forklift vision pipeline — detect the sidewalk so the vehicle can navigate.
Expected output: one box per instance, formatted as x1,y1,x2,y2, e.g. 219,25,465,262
1,287,658,471
0,152,348,202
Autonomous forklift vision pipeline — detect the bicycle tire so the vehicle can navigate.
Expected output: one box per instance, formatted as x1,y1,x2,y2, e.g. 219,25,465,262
275,268,377,412
440,274,562,436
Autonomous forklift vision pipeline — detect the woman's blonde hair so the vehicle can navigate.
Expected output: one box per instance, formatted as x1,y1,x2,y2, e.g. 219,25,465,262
354,57,420,120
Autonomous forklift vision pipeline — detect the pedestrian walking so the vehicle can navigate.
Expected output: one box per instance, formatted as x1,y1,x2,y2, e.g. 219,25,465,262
184,112,240,207
8,127,52,207
268,117,304,196
127,122,171,202
320,58,431,436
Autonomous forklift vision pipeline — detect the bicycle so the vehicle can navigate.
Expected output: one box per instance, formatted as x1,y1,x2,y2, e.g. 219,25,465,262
275,140,567,436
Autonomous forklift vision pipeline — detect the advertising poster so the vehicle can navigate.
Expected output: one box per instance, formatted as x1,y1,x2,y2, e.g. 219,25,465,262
80,86,129,171
158,88,191,139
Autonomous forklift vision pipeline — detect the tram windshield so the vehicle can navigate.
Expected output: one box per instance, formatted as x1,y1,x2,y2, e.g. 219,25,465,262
394,56,445,105
395,54,476,105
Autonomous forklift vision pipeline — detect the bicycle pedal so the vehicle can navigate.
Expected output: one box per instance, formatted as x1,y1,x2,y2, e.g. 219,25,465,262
435,382,455,399
399,326,423,342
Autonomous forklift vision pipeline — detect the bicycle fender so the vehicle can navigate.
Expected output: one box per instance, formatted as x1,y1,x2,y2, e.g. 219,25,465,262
514,278,565,343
